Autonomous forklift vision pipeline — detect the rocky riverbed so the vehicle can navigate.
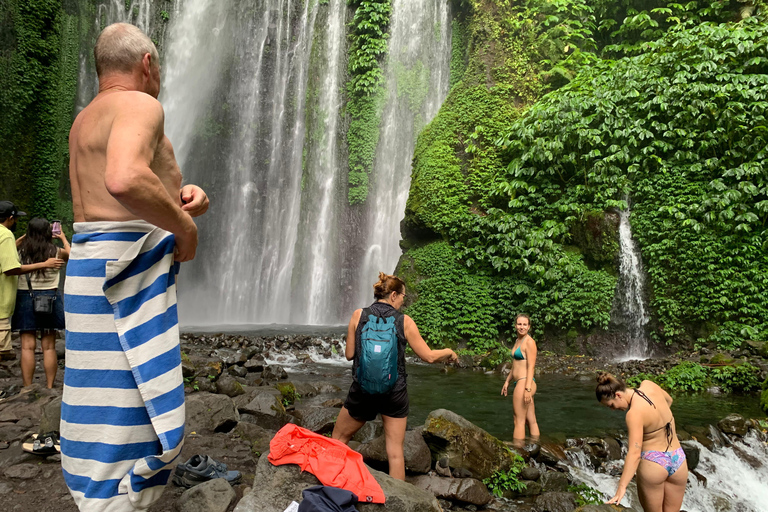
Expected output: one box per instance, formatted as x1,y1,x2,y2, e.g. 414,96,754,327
0,331,765,512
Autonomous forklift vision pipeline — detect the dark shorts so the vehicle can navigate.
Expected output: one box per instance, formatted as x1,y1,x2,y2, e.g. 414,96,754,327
11,290,65,332
343,378,409,422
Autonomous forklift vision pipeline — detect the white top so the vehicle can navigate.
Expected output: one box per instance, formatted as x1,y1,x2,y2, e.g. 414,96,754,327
17,248,61,290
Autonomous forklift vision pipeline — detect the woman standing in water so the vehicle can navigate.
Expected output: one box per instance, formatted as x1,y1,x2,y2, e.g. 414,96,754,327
501,314,539,446
596,372,687,511
332,272,458,480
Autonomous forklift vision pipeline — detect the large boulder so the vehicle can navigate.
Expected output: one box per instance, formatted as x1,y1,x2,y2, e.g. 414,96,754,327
186,392,239,433
178,478,235,512
717,414,749,437
291,407,339,434
680,441,700,471
233,452,441,512
407,475,492,506
359,428,432,474
534,492,577,512
237,389,289,430
216,374,246,398
422,409,518,480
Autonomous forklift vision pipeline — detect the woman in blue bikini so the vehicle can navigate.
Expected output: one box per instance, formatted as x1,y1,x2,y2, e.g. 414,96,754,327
501,314,539,446
596,372,687,511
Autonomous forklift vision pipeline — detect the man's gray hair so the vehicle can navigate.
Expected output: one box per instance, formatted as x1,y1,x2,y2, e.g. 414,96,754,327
94,22,159,77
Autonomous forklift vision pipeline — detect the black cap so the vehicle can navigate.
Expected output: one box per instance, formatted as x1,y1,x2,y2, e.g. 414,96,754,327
0,201,27,218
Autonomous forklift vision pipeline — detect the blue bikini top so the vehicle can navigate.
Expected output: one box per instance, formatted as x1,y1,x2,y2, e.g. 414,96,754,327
512,346,525,360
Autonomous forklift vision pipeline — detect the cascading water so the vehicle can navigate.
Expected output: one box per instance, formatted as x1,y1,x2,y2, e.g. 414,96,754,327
356,0,452,301
569,432,768,511
612,200,651,360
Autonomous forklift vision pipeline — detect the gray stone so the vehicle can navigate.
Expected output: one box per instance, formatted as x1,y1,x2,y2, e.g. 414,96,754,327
216,349,248,367
541,471,570,493
178,478,235,512
602,437,622,460
0,481,12,494
185,392,239,433
422,409,519,480
718,414,749,437
233,452,441,512
314,382,342,394
262,365,288,381
321,398,344,408
680,441,700,471
352,420,384,444
537,444,567,466
521,466,541,481
216,374,246,398
238,390,288,430
292,407,338,434
244,356,266,373
516,480,543,497
408,475,492,506
235,422,274,456
4,463,41,479
359,428,432,474
229,365,249,378
534,491,577,512
55,339,66,360
292,381,319,399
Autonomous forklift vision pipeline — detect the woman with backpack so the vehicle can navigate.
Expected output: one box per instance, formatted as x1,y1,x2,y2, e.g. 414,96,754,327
13,218,69,388
331,272,458,480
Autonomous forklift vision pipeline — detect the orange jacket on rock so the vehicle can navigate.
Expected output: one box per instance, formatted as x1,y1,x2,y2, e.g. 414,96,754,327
268,424,386,504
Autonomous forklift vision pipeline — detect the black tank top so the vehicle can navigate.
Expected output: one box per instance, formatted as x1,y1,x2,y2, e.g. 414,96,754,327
351,302,407,384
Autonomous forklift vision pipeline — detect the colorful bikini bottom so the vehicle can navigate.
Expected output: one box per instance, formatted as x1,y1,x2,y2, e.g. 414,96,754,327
641,446,686,476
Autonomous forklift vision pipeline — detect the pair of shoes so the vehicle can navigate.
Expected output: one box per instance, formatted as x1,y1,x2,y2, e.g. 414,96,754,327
172,454,242,488
22,431,61,455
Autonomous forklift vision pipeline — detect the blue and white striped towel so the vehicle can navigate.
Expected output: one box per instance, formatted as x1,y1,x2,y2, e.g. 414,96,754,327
61,221,185,511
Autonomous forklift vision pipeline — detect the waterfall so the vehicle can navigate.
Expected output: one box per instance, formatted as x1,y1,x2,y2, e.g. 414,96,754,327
356,0,452,301
568,432,768,511
612,200,651,360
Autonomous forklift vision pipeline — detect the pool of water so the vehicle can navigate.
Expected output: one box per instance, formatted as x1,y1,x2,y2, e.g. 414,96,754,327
303,362,764,441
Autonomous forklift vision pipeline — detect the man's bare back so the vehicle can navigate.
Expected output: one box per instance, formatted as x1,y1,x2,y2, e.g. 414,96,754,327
70,90,182,223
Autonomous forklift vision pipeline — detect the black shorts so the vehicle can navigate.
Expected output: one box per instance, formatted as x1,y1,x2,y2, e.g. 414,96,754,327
343,378,409,422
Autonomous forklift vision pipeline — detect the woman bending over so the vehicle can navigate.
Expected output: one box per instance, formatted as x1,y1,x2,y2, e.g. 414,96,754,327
596,372,687,511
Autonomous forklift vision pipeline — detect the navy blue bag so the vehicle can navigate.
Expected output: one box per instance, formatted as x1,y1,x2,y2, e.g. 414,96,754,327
298,485,359,512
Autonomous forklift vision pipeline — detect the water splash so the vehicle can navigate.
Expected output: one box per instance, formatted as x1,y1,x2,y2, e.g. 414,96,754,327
612,200,651,360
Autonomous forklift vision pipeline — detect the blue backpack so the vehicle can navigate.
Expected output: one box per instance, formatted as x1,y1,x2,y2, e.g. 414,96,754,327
356,309,400,394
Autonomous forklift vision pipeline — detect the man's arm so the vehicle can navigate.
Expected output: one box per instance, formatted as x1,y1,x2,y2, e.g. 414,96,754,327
4,259,64,276
104,93,197,261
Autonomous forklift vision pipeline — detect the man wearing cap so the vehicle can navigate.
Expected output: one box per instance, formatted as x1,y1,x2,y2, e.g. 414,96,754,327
0,201,64,361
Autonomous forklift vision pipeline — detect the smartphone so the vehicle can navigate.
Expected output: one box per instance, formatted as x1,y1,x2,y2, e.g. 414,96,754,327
51,220,62,236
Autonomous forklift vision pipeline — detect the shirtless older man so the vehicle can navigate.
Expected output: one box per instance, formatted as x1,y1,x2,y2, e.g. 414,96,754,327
62,23,208,511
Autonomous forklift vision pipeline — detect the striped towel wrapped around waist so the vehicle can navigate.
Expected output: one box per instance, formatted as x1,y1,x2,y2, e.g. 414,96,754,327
61,221,185,511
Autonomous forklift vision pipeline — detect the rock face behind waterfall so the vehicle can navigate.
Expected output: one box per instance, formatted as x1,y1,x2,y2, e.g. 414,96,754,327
422,409,520,480
233,452,441,512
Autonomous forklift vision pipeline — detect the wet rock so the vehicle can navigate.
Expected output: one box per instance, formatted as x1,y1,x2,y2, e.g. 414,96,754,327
238,389,288,430
235,422,274,456
186,392,239,433
244,356,266,373
4,463,41,479
359,428,431,474
352,420,384,444
292,407,338,434
292,381,318,399
216,349,248,367
517,480,543,497
452,467,473,478
718,414,748,437
229,365,249,378
193,377,217,393
321,398,344,408
314,382,342,394
534,491,576,512
521,466,541,481
686,425,715,450
216,374,246,398
178,477,235,512
408,475,492,506
602,437,622,460
262,365,288,382
233,452,441,512
422,409,520,480
680,441,699,471
435,457,452,478
541,471,570,493
245,374,264,387
0,481,12,494
537,444,567,467
456,354,475,369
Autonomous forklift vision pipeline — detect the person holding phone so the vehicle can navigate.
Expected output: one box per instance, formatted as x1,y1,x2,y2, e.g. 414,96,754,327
13,217,70,388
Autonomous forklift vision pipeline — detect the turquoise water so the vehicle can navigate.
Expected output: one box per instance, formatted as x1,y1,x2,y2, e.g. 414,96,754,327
403,365,764,441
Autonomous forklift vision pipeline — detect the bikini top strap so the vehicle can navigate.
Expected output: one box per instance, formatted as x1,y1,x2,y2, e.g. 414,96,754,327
633,388,656,408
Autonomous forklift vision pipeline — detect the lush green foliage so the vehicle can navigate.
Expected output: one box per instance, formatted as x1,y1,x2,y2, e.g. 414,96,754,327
761,379,768,415
345,0,391,204
482,453,527,496
0,0,80,221
495,19,768,348
569,483,605,506
627,361,761,393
